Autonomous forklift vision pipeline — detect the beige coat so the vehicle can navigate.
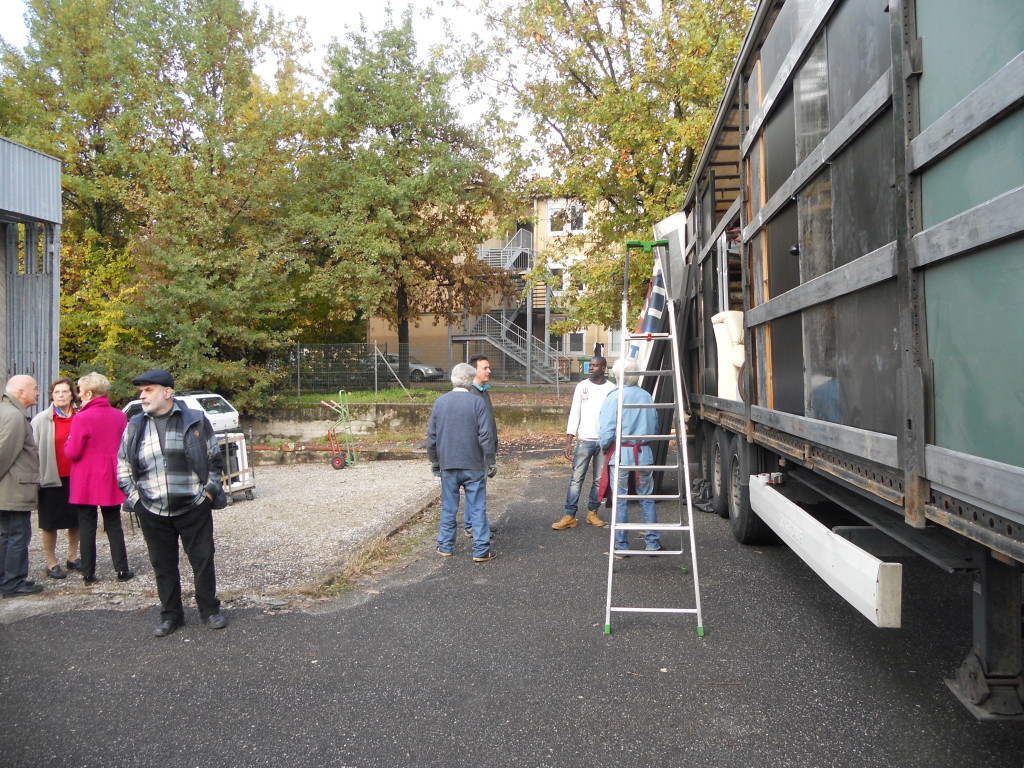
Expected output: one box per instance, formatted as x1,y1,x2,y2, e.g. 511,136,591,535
0,391,40,511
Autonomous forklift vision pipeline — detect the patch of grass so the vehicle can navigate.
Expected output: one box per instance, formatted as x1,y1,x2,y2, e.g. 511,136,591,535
284,388,442,406
315,503,440,596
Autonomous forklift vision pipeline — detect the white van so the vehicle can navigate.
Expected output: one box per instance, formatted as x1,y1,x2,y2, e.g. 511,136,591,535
122,390,239,432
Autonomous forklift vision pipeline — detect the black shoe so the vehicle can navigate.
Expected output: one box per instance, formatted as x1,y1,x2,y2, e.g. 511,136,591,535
83,574,98,584
153,619,183,637
3,581,44,598
46,565,67,579
206,613,227,630
116,570,135,582
66,558,82,572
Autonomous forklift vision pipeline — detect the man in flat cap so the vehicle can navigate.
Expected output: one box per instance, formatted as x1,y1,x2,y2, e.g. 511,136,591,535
117,369,227,636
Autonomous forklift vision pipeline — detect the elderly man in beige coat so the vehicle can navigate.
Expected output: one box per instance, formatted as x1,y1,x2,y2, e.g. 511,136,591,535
0,374,43,597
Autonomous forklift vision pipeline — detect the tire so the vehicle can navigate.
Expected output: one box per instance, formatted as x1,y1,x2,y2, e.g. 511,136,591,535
410,370,424,382
245,490,255,501
727,434,773,544
710,427,731,517
331,455,345,470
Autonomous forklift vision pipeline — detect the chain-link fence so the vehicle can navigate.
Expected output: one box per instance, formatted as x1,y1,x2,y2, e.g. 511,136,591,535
275,342,590,396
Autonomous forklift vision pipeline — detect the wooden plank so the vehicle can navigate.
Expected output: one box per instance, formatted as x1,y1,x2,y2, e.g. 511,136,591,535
911,185,1024,269
742,0,842,157
909,51,1024,172
746,242,896,326
925,445,1024,526
745,70,893,239
751,405,899,468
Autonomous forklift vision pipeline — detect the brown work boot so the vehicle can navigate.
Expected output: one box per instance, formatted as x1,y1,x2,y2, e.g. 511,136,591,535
551,515,578,530
586,510,608,528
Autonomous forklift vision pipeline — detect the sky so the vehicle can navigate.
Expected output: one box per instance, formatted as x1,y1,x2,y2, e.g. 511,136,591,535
0,0,480,66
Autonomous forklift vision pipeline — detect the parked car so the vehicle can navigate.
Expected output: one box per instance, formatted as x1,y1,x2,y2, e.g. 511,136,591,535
122,390,239,432
380,353,445,382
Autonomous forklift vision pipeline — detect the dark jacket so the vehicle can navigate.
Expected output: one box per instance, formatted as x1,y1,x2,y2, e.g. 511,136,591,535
118,400,225,513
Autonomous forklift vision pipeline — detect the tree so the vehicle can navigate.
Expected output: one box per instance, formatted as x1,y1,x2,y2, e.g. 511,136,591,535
294,11,518,377
458,0,752,328
1,0,317,408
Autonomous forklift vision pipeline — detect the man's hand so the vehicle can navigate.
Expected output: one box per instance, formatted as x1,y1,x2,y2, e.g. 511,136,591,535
563,436,574,461
487,464,497,478
430,463,441,479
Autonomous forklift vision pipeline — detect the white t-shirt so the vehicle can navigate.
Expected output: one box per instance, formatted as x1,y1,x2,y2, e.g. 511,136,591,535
565,378,617,442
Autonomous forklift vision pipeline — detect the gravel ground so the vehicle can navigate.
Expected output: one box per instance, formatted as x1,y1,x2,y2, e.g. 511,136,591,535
0,460,441,623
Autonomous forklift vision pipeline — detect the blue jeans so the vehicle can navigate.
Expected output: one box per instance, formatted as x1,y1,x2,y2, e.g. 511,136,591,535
564,439,602,517
438,469,490,558
612,467,659,550
0,510,33,593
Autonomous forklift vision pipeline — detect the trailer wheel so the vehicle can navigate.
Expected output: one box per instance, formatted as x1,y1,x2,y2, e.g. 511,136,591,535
709,428,731,517
727,434,773,544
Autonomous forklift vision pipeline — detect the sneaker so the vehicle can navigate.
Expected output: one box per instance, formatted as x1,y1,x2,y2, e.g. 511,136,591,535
464,528,473,538
585,510,608,528
46,564,67,579
436,547,453,558
551,515,577,530
472,550,497,563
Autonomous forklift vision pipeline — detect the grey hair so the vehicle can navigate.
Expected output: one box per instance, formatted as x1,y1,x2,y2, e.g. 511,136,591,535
451,362,478,389
612,358,640,387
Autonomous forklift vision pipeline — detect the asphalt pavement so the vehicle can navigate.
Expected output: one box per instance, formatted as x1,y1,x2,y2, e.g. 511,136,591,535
1,458,1022,768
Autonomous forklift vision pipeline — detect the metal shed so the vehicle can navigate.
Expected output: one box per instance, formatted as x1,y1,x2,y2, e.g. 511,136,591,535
0,137,61,388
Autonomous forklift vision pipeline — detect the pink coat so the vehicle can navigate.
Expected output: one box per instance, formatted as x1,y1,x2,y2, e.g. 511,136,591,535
64,396,128,506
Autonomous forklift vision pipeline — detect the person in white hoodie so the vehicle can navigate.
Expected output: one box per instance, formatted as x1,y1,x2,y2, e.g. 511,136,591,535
552,356,616,530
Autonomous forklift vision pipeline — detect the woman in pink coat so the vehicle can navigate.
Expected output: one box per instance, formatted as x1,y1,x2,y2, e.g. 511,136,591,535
64,372,133,583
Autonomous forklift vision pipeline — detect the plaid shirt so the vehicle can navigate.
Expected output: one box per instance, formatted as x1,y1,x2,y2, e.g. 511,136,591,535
117,401,222,517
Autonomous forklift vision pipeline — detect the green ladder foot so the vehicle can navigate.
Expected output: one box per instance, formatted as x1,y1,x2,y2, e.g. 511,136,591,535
603,624,612,635
681,566,689,574
697,626,705,637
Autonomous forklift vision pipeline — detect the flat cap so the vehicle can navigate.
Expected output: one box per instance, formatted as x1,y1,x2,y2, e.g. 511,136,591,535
131,368,174,388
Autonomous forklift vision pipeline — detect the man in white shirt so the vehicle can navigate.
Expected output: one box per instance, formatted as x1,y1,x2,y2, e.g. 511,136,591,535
552,356,617,530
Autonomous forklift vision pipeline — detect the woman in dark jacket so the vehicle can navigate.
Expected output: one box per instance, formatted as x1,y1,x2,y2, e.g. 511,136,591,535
29,377,81,579
64,372,133,583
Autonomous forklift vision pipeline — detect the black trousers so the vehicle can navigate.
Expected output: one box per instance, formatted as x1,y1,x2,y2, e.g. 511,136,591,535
137,501,220,622
76,504,129,578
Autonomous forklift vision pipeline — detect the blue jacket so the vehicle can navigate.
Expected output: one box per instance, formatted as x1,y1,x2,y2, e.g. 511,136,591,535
598,385,656,466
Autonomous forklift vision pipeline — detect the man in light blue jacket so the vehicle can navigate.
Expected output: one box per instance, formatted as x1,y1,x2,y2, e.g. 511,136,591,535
598,359,661,552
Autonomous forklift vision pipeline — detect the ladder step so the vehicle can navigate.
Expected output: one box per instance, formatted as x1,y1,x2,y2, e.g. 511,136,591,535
614,522,691,531
616,494,682,501
617,464,680,471
613,549,687,556
627,332,673,340
609,607,699,615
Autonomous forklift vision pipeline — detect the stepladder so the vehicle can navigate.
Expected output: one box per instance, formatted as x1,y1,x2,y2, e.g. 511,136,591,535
603,240,704,637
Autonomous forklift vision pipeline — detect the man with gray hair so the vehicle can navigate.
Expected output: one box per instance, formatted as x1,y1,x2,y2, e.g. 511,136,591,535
0,374,44,597
427,362,498,562
598,359,661,552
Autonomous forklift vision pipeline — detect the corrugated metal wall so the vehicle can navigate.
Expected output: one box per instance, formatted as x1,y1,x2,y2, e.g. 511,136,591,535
0,138,61,394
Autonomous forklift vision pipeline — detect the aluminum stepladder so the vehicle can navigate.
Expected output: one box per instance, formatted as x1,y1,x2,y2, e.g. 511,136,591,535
604,239,704,636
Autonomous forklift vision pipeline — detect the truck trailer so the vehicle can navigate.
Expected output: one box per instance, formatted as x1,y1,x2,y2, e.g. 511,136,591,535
661,0,1023,719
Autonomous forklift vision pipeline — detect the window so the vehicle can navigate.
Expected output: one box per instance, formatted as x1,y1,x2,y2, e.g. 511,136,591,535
549,268,565,296
566,332,585,354
606,327,623,357
548,198,586,234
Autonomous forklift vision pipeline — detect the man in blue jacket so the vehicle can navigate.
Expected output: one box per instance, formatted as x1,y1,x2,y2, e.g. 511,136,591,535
118,368,227,637
427,363,497,562
599,359,661,552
